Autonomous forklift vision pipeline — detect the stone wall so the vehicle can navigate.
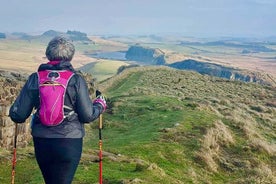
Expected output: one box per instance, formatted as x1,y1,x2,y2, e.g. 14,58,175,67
0,71,31,150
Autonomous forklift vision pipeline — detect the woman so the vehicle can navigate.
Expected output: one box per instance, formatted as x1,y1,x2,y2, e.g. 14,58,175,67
9,36,106,184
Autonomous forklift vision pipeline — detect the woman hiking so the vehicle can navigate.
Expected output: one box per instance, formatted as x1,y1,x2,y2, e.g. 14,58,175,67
9,36,107,184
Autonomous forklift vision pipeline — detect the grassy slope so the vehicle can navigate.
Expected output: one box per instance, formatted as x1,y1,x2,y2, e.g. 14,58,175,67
78,59,129,82
1,67,275,183
97,66,276,183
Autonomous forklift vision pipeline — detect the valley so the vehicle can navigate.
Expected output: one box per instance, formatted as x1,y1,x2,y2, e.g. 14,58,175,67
0,33,276,84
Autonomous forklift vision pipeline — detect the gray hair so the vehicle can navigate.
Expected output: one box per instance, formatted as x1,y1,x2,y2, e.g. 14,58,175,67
45,36,75,62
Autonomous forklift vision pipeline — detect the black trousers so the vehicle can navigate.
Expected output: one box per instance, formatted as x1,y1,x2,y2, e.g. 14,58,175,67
33,137,83,184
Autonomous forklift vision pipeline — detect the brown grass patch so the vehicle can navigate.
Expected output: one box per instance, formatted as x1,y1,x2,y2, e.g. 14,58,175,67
196,120,234,172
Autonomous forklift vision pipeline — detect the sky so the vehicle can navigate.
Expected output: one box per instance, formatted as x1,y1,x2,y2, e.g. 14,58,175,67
1,0,275,37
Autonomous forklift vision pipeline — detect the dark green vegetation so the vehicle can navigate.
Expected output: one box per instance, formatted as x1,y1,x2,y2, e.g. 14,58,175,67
1,66,275,183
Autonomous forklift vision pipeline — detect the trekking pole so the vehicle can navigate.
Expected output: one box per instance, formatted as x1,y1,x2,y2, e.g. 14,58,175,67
96,90,103,184
11,123,18,184
98,113,103,184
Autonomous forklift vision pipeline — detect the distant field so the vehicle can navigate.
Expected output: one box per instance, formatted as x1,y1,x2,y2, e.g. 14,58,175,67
0,39,97,74
1,36,276,81
0,40,44,73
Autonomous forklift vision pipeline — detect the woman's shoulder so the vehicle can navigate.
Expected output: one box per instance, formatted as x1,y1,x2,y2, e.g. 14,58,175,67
70,71,85,81
28,72,39,82
67,71,88,86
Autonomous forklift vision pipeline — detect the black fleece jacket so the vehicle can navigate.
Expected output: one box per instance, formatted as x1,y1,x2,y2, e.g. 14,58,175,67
9,61,102,138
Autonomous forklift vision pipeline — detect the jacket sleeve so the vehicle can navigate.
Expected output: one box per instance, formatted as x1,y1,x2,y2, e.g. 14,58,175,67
9,73,38,123
75,75,102,123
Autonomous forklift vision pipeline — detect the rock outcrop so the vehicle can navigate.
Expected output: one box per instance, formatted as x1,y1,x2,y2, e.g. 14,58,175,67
168,59,274,86
125,45,166,65
124,45,275,86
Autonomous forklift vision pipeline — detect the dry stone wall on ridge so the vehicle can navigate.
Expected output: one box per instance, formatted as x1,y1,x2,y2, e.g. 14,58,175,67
0,71,31,150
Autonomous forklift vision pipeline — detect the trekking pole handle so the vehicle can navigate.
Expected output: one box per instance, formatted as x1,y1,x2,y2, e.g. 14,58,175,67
99,114,103,129
96,89,103,128
96,90,101,97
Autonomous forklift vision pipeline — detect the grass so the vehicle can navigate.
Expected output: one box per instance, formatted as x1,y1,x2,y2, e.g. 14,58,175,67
1,63,275,183
0,153,43,184
0,95,211,183
99,66,275,183
0,68,219,183
80,96,218,183
79,59,129,81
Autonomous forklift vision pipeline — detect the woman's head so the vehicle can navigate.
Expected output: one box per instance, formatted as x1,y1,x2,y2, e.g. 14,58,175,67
45,36,75,62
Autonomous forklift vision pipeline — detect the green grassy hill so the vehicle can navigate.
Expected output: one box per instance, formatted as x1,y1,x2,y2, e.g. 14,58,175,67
0,66,275,183
78,60,129,82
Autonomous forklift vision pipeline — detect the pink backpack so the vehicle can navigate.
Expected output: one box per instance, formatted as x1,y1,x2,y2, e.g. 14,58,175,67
37,70,74,126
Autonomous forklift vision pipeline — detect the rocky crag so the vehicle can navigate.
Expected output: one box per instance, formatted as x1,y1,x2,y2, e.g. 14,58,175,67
125,45,166,65
125,45,276,86
168,59,275,86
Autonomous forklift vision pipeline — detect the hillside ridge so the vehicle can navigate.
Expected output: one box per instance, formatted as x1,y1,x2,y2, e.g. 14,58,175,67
99,66,276,183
